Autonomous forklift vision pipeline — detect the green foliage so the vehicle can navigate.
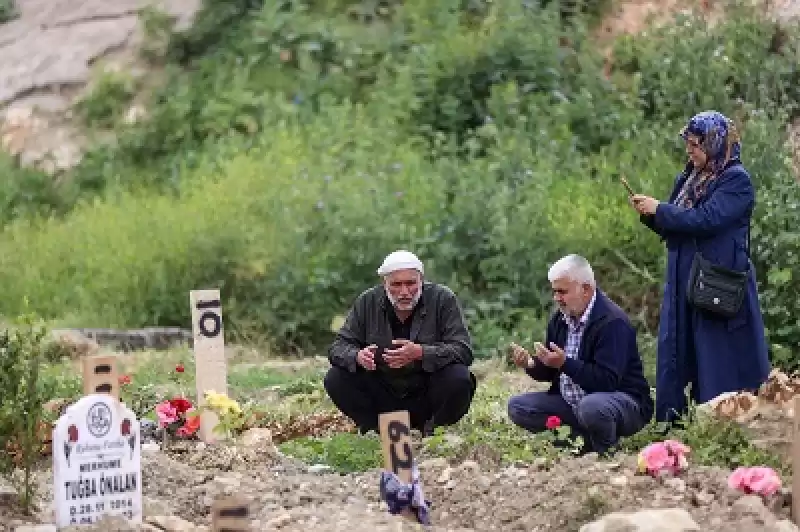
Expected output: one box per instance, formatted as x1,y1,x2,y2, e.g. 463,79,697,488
617,403,787,476
0,153,78,227
74,71,138,129
611,3,800,123
0,0,16,23
0,312,51,513
278,432,383,473
0,0,799,367
278,369,786,476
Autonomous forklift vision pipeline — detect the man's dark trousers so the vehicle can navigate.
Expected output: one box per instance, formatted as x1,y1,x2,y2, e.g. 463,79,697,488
508,390,647,455
324,363,476,434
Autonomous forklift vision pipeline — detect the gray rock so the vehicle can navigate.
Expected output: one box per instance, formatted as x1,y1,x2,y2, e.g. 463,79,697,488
579,508,700,532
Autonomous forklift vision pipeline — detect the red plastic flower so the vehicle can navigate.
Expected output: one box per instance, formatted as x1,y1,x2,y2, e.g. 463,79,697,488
175,364,185,373
169,397,192,414
177,413,201,437
68,424,79,442
118,375,131,386
121,418,131,436
545,416,562,430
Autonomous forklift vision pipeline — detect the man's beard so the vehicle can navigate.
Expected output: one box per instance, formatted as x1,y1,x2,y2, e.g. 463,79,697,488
386,288,421,310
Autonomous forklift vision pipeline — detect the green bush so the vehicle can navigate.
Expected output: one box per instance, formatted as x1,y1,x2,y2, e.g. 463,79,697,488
0,314,52,512
0,154,78,226
0,0,798,369
0,0,16,23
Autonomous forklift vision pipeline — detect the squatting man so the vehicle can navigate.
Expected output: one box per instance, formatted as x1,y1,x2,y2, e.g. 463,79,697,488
324,250,477,436
507,254,654,455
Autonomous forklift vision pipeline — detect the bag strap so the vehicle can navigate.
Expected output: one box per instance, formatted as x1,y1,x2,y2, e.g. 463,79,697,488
689,163,752,263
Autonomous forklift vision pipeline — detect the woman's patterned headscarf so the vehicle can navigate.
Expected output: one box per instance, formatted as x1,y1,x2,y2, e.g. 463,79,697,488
679,110,742,175
674,111,742,207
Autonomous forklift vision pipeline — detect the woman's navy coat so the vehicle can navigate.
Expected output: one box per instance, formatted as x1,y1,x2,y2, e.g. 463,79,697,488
641,159,771,422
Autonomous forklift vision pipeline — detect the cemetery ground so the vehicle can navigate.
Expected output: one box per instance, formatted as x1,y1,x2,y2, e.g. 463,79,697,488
1,342,799,532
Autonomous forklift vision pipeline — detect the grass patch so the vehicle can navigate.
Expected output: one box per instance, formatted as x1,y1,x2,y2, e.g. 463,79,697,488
279,432,383,473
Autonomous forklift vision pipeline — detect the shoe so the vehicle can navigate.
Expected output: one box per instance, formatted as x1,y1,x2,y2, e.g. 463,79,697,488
422,418,435,438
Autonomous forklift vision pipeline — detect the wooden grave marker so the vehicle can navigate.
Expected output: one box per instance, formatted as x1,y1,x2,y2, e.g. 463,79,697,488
210,495,251,532
190,289,229,443
81,354,120,401
793,395,800,525
378,410,420,523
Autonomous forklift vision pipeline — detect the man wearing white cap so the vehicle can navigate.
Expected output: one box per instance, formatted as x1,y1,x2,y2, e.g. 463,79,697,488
324,250,476,436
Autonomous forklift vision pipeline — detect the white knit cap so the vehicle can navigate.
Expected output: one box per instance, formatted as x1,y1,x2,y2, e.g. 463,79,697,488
377,250,424,276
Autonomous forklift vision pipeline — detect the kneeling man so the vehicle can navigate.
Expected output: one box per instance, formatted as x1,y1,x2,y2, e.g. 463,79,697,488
324,250,477,436
507,254,653,455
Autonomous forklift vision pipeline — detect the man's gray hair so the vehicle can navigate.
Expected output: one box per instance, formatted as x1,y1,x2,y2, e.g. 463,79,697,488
547,254,596,286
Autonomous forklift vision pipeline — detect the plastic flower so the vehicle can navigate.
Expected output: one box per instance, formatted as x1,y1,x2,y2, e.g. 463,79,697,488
545,416,562,430
118,375,131,386
204,390,242,416
637,440,691,477
169,397,192,414
177,411,201,437
175,364,185,373
728,466,782,497
155,401,178,427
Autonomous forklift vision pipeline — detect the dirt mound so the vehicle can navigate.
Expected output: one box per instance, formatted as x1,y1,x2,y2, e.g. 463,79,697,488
2,436,795,532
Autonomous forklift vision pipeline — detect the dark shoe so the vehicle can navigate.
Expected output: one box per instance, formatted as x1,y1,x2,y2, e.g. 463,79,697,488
358,425,377,436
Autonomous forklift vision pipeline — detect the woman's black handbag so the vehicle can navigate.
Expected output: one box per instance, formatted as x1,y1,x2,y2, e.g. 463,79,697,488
686,232,750,319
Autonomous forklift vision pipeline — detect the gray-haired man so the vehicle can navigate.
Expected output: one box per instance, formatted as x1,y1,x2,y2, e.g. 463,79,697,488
507,254,654,454
324,250,477,436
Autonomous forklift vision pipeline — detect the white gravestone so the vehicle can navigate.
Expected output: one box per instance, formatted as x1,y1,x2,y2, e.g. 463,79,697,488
52,394,142,528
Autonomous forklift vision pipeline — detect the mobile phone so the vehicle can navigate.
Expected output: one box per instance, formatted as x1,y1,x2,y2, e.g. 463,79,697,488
620,176,635,197
372,345,390,366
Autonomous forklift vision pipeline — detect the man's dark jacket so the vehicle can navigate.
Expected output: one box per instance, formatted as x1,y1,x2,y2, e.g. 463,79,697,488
328,281,473,395
527,289,655,423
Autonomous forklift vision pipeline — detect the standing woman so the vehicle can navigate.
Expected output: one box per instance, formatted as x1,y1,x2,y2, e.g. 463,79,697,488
629,110,771,423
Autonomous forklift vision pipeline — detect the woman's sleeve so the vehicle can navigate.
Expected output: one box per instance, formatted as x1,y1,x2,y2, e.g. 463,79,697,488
639,213,663,237
652,168,753,237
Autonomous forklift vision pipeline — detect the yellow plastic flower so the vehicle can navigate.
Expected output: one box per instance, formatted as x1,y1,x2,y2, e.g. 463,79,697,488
203,390,242,416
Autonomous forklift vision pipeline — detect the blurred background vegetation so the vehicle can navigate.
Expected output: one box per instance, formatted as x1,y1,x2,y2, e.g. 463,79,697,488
0,0,798,378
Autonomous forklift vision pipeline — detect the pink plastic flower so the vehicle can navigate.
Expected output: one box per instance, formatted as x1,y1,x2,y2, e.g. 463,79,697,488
728,466,782,497
637,440,691,477
155,401,178,427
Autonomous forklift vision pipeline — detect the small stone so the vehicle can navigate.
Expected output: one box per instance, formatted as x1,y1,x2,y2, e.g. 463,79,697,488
240,427,273,447
609,475,629,487
692,491,714,506
146,515,197,531
774,519,800,532
308,464,332,474
732,494,769,517
532,457,548,470
445,479,457,490
476,475,491,492
419,458,447,471
664,477,686,493
142,442,160,453
458,460,480,474
437,467,453,484
265,512,292,528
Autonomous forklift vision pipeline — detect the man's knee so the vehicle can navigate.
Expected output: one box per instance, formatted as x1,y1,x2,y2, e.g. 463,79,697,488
507,395,527,427
575,394,612,430
432,364,475,400
323,366,352,402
